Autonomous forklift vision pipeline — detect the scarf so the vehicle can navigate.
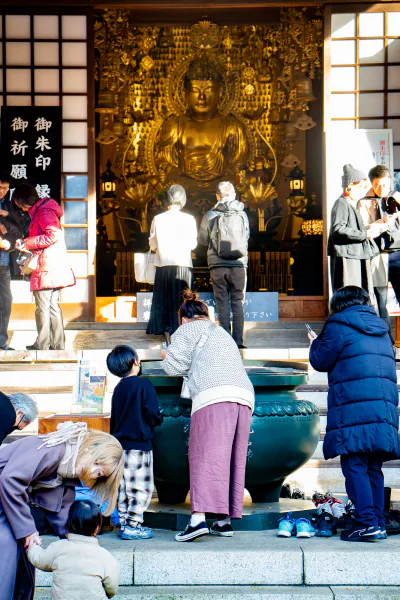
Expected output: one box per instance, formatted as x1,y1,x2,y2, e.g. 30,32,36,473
34,422,88,489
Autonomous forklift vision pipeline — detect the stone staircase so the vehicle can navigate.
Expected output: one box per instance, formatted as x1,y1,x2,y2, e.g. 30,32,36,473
33,530,400,599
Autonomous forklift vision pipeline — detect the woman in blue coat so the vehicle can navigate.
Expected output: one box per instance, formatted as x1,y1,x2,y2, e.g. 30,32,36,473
309,285,400,542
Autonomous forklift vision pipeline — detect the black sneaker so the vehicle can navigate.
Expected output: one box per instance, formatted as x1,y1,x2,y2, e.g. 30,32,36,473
314,513,337,537
26,345,39,350
175,521,209,542
340,524,381,542
386,516,400,536
210,522,233,537
0,344,14,351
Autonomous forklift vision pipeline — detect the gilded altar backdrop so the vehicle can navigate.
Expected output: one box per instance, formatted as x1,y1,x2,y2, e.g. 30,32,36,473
94,10,323,298
95,11,322,223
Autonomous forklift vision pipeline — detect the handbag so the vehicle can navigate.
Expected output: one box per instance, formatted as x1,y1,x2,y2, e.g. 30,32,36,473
134,250,156,284
18,250,41,276
383,228,400,251
181,321,215,399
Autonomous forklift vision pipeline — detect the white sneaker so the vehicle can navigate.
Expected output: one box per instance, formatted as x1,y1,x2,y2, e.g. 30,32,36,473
317,501,333,516
331,502,346,519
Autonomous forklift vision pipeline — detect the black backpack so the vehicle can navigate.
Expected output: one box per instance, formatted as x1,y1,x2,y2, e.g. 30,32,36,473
212,209,248,259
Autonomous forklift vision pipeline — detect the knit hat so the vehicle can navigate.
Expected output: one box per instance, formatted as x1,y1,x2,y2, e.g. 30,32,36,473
342,164,367,188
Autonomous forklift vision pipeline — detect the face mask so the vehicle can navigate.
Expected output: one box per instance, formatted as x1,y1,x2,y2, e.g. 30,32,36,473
13,414,25,430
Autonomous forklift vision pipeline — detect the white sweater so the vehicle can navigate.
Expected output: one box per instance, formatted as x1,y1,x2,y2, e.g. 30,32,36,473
149,206,198,268
28,534,120,600
162,320,255,415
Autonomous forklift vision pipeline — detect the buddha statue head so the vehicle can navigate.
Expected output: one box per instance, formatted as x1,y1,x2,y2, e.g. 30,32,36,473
184,56,223,121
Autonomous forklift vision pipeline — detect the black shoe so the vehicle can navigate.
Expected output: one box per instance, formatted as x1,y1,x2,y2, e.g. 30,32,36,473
175,521,209,542
385,516,400,536
0,344,14,351
340,524,381,542
26,345,39,350
313,512,337,537
210,522,233,537
237,344,247,349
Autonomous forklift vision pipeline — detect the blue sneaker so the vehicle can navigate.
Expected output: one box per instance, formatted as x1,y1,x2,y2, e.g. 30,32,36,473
119,524,154,540
296,518,316,538
340,524,381,542
277,512,296,537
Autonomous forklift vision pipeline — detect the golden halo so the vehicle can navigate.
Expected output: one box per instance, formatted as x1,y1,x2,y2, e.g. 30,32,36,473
165,53,240,116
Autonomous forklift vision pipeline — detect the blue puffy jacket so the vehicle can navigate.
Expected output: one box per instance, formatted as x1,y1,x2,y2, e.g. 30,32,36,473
309,305,400,460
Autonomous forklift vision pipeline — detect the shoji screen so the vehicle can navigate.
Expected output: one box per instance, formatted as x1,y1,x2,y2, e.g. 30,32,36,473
329,10,400,172
0,12,95,318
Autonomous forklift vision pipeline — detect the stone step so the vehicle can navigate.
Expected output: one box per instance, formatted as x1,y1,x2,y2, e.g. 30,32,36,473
33,585,400,600
33,530,400,590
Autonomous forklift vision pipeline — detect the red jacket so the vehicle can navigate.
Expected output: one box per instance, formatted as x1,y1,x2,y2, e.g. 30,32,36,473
24,197,76,291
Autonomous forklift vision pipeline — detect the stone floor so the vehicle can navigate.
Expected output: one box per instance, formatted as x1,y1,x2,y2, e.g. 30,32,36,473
8,320,325,351
34,529,400,598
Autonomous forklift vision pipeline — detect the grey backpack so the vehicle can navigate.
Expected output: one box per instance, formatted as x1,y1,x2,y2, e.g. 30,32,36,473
213,209,248,259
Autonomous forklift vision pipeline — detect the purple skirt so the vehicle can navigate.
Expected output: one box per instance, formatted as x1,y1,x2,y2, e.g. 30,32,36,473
188,401,252,519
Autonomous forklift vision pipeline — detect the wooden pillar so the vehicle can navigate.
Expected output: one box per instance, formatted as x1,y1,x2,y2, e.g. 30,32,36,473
396,317,400,347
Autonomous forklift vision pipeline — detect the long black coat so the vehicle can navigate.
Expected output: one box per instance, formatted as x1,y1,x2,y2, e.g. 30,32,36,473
309,305,400,460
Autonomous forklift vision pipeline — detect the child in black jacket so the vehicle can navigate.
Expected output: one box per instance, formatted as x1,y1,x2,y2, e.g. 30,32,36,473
107,345,163,540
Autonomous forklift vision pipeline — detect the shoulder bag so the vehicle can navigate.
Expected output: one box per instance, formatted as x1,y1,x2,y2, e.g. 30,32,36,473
134,250,156,284
181,321,215,399
18,250,42,276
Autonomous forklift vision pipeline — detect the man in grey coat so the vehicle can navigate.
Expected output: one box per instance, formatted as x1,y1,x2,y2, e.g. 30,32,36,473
198,181,249,348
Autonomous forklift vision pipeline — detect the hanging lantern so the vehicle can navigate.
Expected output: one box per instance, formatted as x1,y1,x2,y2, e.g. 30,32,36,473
112,119,125,139
96,88,118,114
289,165,305,196
296,75,315,103
101,159,118,197
284,122,298,141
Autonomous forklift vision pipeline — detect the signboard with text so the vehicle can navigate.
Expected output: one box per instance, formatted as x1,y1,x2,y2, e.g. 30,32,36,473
137,292,279,323
0,106,62,201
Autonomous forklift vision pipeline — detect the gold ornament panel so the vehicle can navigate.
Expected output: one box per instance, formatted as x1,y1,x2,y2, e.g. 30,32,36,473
95,10,322,222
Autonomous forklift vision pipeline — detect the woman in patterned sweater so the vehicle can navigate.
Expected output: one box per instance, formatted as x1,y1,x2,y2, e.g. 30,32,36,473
162,290,254,542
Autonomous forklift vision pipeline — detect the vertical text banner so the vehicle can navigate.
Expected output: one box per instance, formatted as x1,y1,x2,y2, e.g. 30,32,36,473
0,107,62,201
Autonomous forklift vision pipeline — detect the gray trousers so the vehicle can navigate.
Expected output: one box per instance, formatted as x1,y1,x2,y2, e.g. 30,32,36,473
33,289,65,350
210,267,246,345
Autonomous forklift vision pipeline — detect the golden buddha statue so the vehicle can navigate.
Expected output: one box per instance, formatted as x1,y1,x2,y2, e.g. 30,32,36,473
156,56,249,194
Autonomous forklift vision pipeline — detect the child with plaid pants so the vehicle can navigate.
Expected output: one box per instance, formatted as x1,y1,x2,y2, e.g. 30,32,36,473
107,345,163,540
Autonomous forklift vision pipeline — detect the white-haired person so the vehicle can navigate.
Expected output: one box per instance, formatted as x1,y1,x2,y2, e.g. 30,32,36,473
0,391,38,444
0,422,124,599
198,181,250,348
146,184,198,341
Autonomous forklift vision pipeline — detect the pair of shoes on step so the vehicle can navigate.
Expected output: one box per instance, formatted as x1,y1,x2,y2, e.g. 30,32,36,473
175,521,233,542
311,511,338,537
118,523,154,540
277,513,316,538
